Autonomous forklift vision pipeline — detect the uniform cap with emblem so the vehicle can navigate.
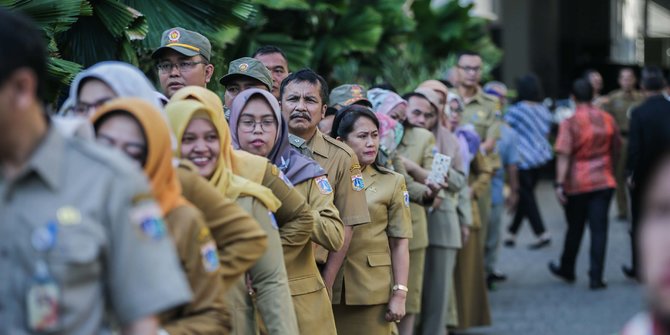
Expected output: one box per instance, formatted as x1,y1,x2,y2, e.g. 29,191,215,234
152,27,211,61
218,57,272,91
329,84,373,110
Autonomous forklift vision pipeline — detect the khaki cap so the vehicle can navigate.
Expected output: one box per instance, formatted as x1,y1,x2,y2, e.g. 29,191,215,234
152,27,211,61
218,57,272,91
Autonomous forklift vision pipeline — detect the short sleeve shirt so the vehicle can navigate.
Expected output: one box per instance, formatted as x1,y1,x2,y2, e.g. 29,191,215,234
0,129,191,334
555,105,620,194
304,130,371,226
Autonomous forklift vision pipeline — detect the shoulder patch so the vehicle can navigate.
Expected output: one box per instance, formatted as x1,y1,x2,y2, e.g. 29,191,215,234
200,241,220,272
130,201,167,240
314,176,333,195
351,174,365,191
403,190,410,207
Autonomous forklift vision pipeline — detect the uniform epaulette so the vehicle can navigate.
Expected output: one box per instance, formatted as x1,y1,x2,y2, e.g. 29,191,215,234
323,134,355,157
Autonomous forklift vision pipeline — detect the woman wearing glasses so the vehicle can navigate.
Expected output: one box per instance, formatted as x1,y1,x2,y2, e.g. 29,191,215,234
228,88,342,335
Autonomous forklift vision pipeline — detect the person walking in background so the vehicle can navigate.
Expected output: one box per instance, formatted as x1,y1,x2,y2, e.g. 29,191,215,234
603,67,644,221
503,74,553,249
549,79,621,290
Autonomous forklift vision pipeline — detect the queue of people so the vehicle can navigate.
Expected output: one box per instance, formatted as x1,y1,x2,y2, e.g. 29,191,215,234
3,7,668,335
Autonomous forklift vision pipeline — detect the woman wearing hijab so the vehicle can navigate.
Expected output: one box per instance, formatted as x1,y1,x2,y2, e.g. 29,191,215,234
64,61,268,294
165,98,300,335
90,98,228,334
328,105,412,334
228,88,342,334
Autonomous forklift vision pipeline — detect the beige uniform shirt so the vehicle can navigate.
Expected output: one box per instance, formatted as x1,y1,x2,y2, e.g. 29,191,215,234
332,166,412,305
159,205,229,334
604,89,644,133
291,130,371,226
294,177,344,253
459,87,501,142
396,126,436,251
0,129,191,334
177,165,267,293
226,196,299,335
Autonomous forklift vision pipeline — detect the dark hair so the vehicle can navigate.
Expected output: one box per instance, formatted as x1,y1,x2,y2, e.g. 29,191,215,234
582,68,600,80
641,66,666,91
324,106,338,117
279,68,329,105
515,73,544,103
456,50,481,63
252,45,288,62
401,91,436,114
330,105,380,139
571,78,593,103
438,79,454,89
0,8,47,101
370,83,398,93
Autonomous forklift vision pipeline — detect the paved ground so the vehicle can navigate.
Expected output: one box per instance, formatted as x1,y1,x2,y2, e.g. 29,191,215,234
459,181,644,335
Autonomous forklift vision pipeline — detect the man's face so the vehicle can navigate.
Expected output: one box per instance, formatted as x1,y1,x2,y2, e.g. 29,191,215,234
224,77,268,108
457,55,483,88
0,69,36,139
642,159,670,321
255,52,289,99
281,80,326,138
406,96,436,129
619,69,636,92
157,49,214,97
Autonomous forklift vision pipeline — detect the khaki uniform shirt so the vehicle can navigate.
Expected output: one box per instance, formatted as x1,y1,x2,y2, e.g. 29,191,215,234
177,165,267,293
292,130,371,226
396,126,436,251
467,152,493,229
0,129,191,334
459,87,501,142
226,197,299,335
604,89,644,133
159,205,229,334
260,162,336,334
294,178,344,263
332,166,412,305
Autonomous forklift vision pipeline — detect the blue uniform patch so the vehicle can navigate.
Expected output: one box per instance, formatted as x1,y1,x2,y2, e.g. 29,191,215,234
130,202,166,240
268,211,278,230
403,191,410,207
315,176,333,195
200,241,220,272
352,174,365,192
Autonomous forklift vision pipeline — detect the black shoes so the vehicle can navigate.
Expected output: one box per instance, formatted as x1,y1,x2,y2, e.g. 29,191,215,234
548,262,575,283
589,280,608,290
529,237,551,250
503,238,516,247
622,265,639,281
487,271,508,290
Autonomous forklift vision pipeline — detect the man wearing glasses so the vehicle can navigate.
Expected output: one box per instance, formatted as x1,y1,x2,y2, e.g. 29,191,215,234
152,27,215,98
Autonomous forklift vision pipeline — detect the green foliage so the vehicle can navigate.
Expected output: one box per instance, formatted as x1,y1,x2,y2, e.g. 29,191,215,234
3,0,500,104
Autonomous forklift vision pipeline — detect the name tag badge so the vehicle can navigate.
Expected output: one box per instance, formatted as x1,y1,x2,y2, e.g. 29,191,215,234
27,261,59,332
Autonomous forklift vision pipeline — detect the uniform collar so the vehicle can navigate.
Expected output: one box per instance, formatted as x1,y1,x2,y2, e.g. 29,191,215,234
463,87,485,105
362,165,377,189
306,129,329,158
26,127,64,191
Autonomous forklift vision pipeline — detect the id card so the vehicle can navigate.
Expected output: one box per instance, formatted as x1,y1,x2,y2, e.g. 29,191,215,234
27,278,59,332
428,153,452,184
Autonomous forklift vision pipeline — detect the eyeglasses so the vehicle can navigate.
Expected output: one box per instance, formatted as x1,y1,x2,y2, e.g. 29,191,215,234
457,65,482,73
156,61,207,73
238,117,277,133
72,97,112,116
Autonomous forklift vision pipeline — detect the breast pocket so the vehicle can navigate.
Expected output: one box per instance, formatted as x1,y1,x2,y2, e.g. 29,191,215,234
48,218,105,287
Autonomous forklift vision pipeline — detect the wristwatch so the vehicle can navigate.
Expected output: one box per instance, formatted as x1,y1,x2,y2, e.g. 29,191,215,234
392,284,409,293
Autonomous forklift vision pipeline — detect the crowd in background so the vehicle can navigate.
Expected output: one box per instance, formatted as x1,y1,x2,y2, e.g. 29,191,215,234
4,7,670,335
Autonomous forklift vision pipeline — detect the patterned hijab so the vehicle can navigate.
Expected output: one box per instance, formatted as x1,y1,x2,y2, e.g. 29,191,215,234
229,88,325,185
367,88,407,116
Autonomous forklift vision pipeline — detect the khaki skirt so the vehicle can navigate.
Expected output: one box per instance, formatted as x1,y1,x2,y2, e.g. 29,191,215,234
333,304,393,335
